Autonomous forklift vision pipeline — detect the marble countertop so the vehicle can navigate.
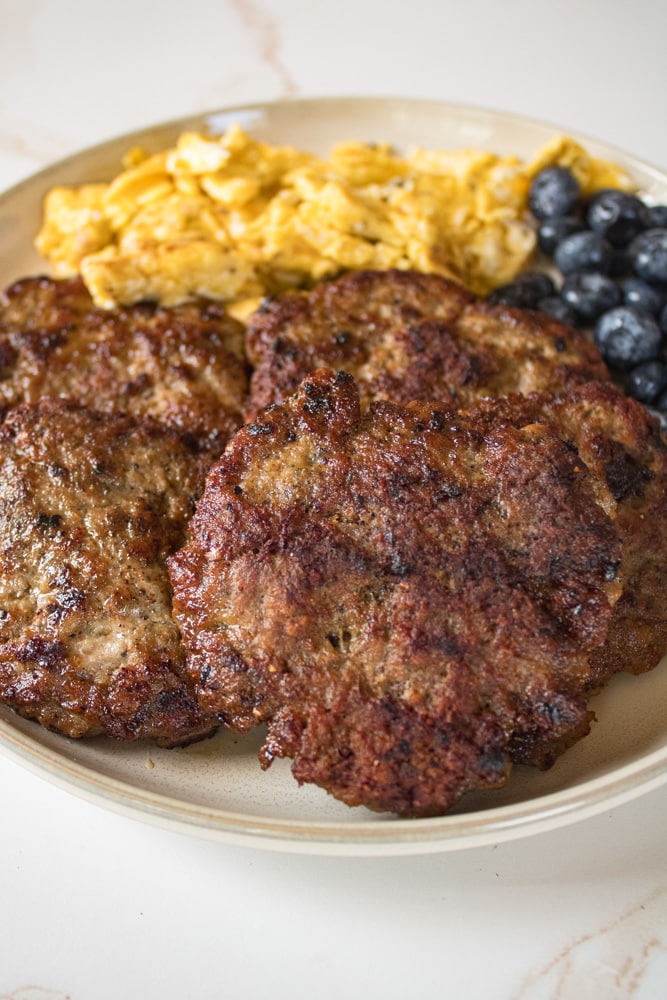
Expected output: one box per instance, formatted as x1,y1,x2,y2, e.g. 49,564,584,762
1,2,666,998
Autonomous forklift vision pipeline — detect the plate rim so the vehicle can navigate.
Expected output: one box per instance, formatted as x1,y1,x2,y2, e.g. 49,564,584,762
2,94,667,204
1,94,667,855
2,707,666,855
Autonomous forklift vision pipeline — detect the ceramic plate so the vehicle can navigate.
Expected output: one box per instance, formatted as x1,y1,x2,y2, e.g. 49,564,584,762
1,97,666,855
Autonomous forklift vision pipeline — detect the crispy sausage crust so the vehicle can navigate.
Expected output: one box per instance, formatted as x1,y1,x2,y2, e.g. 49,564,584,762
169,369,648,816
245,269,610,419
0,398,216,745
0,275,248,455
478,381,667,679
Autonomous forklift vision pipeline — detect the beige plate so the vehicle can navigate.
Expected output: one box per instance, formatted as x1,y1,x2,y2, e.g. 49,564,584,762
1,97,667,855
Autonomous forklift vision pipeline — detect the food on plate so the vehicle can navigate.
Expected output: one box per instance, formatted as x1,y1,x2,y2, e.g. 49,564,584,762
169,368,667,816
0,275,248,456
560,273,622,326
34,126,634,314
527,165,583,221
1,112,665,819
0,397,216,746
506,166,667,417
595,306,662,369
529,383,667,692
244,268,610,420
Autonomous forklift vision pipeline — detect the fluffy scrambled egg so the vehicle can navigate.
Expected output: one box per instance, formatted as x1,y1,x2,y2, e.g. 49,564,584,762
35,126,634,317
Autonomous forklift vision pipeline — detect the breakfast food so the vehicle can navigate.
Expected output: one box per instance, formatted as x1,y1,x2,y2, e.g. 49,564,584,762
472,380,667,693
169,368,667,816
0,398,216,745
0,275,248,456
244,268,610,419
0,113,664,821
35,127,634,315
497,168,667,418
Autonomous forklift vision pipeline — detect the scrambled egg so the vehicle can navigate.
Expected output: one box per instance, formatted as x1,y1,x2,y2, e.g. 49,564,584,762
35,126,634,317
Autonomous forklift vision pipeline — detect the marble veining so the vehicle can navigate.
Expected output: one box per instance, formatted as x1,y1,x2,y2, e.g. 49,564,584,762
515,889,667,999
227,0,300,96
0,990,72,1000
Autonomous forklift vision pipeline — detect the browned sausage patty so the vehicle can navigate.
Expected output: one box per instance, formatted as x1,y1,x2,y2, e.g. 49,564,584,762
244,269,610,419
0,398,216,745
478,380,667,715
0,275,248,455
169,369,667,816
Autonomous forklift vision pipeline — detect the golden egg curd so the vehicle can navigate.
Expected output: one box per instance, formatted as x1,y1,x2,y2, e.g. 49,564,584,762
35,125,634,318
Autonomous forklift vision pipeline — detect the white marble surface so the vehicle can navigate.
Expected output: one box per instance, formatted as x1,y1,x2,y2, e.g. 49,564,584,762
1,2,666,998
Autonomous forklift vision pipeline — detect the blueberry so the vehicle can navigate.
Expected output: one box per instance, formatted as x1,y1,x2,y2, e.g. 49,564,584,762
528,167,581,221
537,296,578,325
537,216,584,256
560,272,621,324
487,271,556,308
586,189,650,247
487,283,535,308
647,205,667,228
594,306,662,369
629,228,667,285
626,359,667,404
621,277,663,316
554,231,614,276
515,271,558,298
660,303,667,336
608,248,632,278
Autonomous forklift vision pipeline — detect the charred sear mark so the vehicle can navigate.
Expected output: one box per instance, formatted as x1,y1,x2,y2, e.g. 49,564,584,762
14,636,66,668
301,376,351,417
388,555,411,577
534,695,584,729
603,446,653,502
604,561,620,582
429,410,446,432
34,513,62,530
247,421,274,436
432,483,463,503
387,471,417,499
301,380,328,415
326,628,352,651
271,336,299,359
478,750,507,775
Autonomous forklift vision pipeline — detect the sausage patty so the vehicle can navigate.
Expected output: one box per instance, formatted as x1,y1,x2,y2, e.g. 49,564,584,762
0,275,248,456
169,369,667,816
0,397,216,745
244,268,610,419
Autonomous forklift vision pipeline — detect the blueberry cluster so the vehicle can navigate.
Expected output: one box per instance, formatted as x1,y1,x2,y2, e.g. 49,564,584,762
488,165,667,410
